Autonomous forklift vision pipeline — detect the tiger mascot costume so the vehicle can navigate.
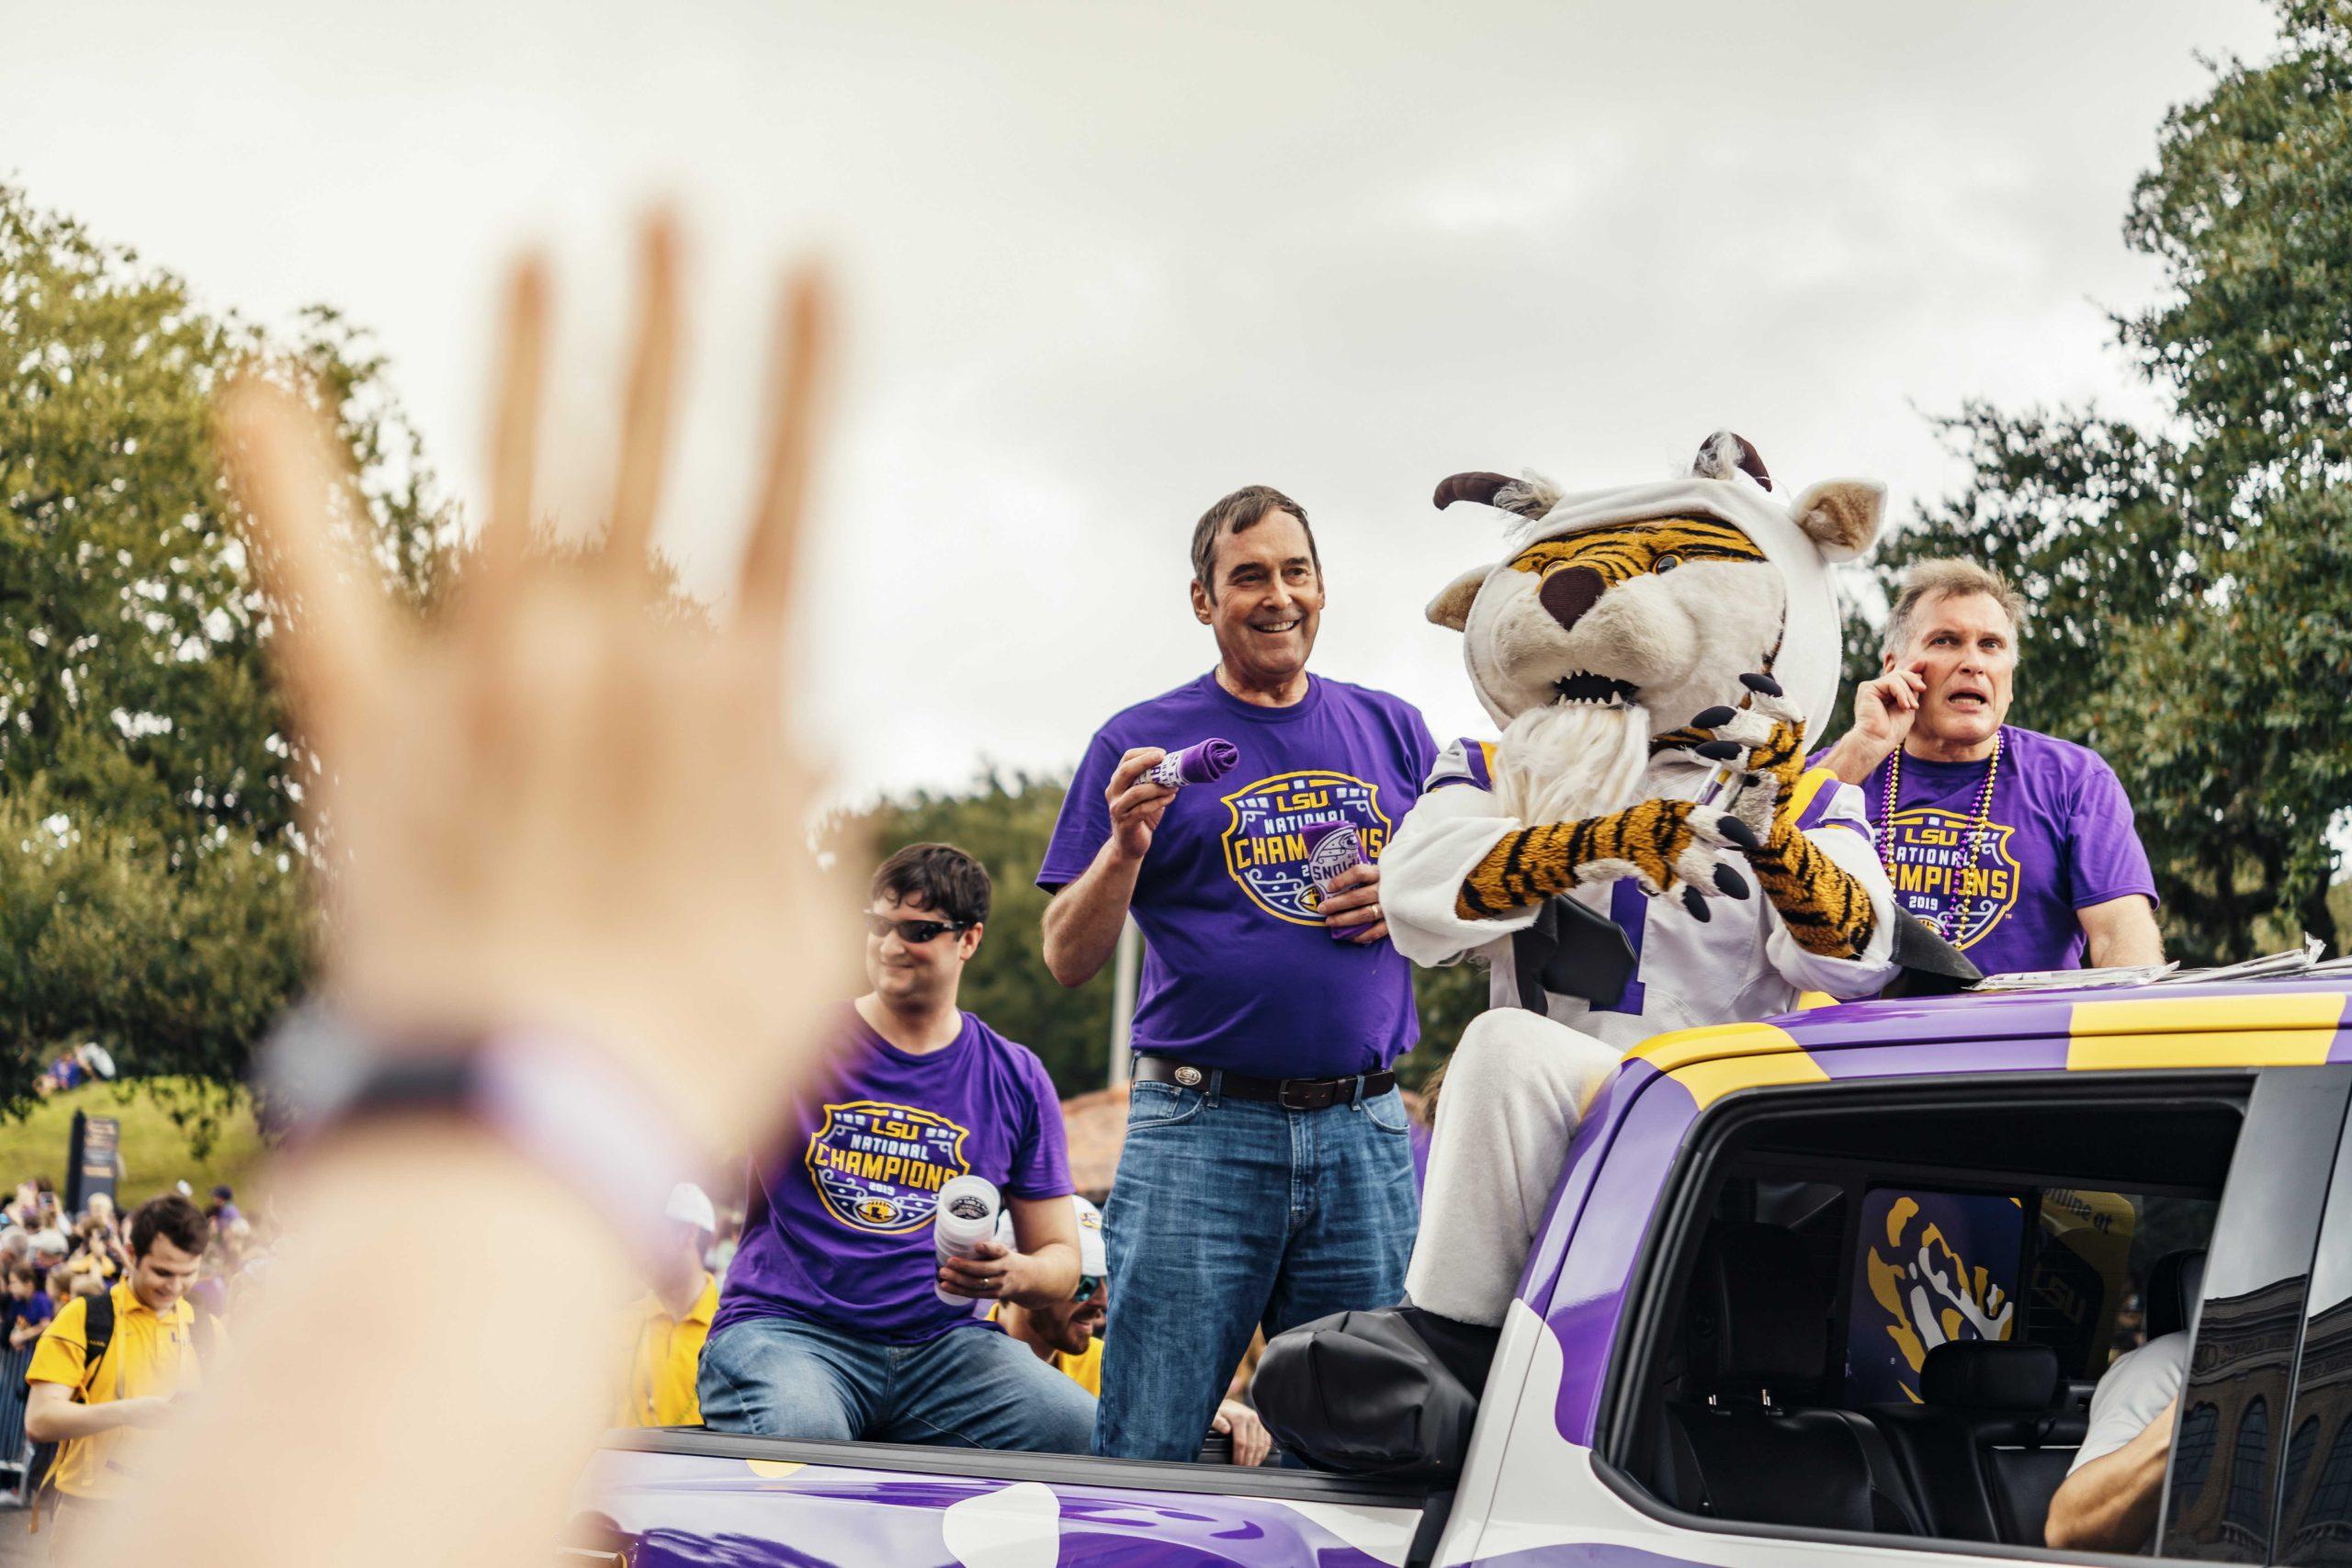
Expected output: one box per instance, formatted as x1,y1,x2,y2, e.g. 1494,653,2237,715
1253,435,1905,1480
1383,432,1900,1340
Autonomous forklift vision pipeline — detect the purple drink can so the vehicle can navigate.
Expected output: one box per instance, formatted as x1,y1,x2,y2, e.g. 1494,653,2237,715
1305,821,1367,905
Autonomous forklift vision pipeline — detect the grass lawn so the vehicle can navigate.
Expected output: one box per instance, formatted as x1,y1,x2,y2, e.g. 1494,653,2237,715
0,1078,266,1209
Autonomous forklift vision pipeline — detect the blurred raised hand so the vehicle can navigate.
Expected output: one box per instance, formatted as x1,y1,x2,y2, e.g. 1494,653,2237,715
220,214,850,1156
81,218,852,1568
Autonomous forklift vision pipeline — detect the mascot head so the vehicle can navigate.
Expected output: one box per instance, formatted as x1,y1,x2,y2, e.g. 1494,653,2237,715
1427,432,1885,748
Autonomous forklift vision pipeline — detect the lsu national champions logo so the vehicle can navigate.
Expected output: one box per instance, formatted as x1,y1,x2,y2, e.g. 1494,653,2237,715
805,1100,973,1235
1879,808,2023,950
1219,770,1392,926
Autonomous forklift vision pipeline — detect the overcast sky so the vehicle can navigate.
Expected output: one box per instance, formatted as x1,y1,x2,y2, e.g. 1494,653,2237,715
4,0,2283,804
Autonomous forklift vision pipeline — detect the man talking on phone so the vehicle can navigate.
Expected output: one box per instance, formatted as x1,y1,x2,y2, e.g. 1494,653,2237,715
1814,559,2161,975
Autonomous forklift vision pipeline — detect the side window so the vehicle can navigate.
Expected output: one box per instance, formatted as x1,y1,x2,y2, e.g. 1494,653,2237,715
1604,1084,2243,1555
2160,1066,2352,1562
2269,1063,2352,1564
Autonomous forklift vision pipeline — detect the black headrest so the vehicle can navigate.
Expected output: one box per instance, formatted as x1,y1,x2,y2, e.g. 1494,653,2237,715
1920,1341,2061,1412
2148,1249,2206,1342
1691,1222,1830,1387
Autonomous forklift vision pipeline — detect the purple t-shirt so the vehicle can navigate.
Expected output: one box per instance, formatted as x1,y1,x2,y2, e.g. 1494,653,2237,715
1831,726,2157,975
712,1007,1073,1347
1038,671,1438,1077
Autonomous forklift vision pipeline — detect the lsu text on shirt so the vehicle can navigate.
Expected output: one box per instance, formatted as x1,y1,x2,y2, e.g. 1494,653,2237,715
713,1008,1072,1348
27,1282,213,1501
1038,672,1439,1077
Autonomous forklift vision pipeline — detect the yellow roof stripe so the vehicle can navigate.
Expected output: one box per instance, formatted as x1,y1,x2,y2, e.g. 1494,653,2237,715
1628,1021,1828,1108
1630,1021,1800,1073
1672,1049,1830,1110
2067,991,2347,1071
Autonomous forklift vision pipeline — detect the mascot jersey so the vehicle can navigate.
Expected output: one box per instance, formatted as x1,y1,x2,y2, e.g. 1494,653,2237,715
1389,743,1894,1045
712,1006,1071,1347
1040,671,1437,1077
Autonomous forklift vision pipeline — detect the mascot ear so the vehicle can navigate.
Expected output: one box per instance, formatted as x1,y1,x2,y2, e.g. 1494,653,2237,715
1427,565,1488,632
1790,479,1887,562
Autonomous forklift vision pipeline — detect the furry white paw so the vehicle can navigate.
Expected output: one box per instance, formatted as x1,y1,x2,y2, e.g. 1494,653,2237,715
1742,680,1805,733
1671,808,1755,920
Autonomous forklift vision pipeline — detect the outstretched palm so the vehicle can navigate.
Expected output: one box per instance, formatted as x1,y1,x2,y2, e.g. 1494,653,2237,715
221,217,850,1156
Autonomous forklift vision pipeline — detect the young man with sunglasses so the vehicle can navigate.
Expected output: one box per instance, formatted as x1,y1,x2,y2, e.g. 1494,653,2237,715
699,843,1094,1450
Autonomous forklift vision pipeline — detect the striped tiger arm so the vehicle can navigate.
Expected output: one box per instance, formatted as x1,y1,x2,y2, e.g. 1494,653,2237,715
1455,799,1706,920
1747,819,1878,959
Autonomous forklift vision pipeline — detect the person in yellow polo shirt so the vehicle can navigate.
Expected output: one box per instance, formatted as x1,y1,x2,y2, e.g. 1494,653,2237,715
617,1183,720,1427
26,1193,217,1537
986,1195,1111,1395
986,1196,1270,1463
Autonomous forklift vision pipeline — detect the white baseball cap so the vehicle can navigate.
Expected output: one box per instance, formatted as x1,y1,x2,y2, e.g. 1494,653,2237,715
664,1182,718,1235
995,1193,1107,1280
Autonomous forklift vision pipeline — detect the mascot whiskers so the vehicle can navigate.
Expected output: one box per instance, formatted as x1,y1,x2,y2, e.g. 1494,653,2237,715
1254,434,1907,1481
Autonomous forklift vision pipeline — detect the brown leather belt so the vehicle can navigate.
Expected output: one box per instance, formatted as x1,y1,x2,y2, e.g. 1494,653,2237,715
1132,1055,1396,1111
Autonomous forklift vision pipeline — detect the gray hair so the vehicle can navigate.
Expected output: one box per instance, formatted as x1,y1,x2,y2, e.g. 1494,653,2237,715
1190,485,1319,599
1881,558,2026,660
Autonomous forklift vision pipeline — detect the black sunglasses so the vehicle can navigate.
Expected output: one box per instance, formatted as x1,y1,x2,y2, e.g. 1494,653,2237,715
865,914,975,944
1074,1273,1104,1303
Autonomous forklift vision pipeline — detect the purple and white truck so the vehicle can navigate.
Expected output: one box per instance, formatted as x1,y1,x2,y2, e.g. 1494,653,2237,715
571,972,2352,1566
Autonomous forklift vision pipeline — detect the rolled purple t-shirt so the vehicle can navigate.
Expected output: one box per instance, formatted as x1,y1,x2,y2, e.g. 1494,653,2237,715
1040,671,1438,1078
1815,724,2157,975
712,1007,1072,1347
1147,738,1239,788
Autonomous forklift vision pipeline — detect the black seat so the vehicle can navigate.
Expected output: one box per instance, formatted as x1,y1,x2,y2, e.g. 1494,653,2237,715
1664,1222,1926,1536
1869,1340,2086,1546
2147,1247,2207,1341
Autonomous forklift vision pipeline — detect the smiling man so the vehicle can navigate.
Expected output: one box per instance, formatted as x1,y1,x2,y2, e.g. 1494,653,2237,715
1039,484,1436,1461
1816,559,2163,974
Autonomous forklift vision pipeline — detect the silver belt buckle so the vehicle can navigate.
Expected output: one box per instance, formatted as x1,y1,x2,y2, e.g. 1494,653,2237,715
1173,1064,1204,1089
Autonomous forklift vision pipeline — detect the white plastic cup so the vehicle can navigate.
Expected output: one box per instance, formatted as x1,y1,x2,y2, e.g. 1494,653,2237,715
933,1174,1003,1306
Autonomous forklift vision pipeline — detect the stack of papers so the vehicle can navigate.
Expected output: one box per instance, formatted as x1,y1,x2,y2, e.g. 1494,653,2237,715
2145,936,2328,985
1972,938,2339,994
1971,963,2178,993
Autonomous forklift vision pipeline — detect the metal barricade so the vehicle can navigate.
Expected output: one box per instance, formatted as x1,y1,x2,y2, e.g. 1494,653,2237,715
0,1340,36,1506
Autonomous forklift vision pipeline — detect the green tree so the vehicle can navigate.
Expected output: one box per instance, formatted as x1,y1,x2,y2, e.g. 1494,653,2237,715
0,182,459,1119
1848,1,2352,961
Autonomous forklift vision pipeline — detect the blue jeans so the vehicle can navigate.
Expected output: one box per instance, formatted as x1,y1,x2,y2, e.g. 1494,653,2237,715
698,1314,1096,1452
1093,1079,1419,1461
